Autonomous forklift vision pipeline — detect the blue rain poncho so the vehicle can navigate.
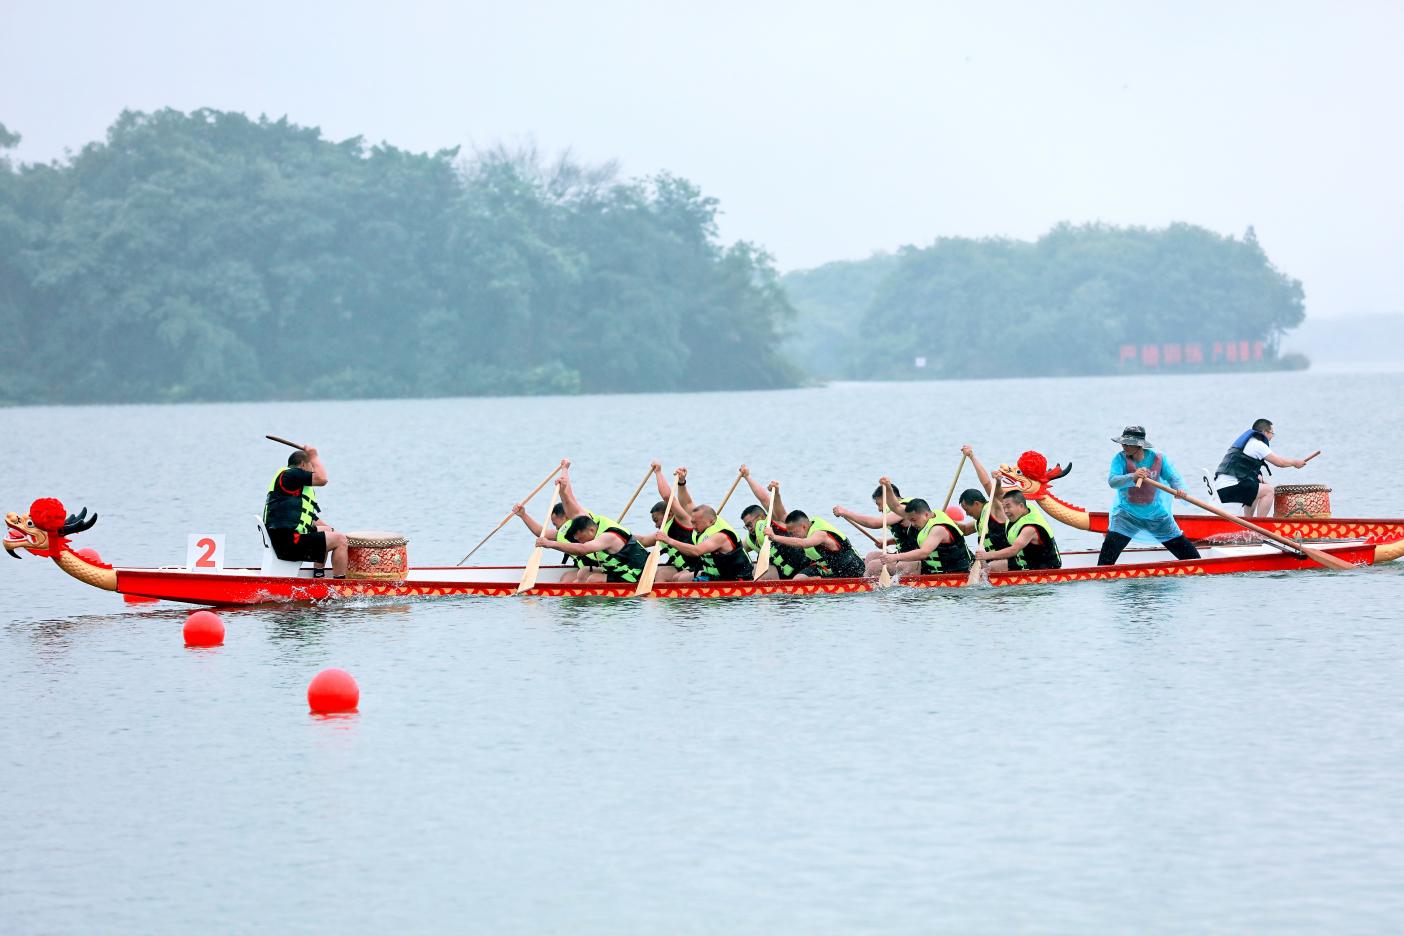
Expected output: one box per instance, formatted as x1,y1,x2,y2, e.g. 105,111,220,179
1106,449,1186,542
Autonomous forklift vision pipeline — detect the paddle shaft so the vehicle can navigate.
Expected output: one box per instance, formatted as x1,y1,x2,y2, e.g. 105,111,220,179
266,435,305,451
635,479,679,596
752,487,778,579
942,453,968,510
878,488,893,587
618,467,654,523
968,475,1002,585
517,483,561,593
459,462,565,565
716,471,745,514
1136,475,1353,570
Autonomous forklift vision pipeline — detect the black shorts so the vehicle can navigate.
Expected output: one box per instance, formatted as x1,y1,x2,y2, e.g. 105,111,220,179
268,528,328,563
1216,478,1260,506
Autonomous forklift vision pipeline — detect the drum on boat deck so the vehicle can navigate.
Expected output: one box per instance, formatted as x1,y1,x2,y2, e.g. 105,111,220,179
1274,484,1331,519
345,531,408,580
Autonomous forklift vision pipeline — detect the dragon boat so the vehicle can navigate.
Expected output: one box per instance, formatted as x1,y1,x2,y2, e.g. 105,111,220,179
996,452,1404,544
7,492,1403,607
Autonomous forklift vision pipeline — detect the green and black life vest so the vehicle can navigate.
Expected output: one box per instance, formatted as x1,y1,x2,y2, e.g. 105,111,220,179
745,517,804,579
558,512,608,568
264,468,319,533
663,517,701,572
803,517,866,578
695,517,754,581
916,510,972,574
586,517,649,583
1006,506,1061,570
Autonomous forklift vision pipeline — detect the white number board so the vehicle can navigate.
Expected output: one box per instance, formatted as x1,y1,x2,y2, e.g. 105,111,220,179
186,533,226,572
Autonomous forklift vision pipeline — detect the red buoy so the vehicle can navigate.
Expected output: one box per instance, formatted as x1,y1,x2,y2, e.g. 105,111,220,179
183,610,224,647
75,546,102,564
946,503,966,522
308,668,359,714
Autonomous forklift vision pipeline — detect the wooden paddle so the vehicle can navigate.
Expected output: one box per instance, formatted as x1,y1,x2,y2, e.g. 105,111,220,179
634,473,680,596
460,461,567,565
967,475,1002,586
266,434,305,451
1135,475,1354,571
617,466,655,523
942,453,968,510
877,487,893,588
517,481,562,593
752,486,779,580
716,470,745,514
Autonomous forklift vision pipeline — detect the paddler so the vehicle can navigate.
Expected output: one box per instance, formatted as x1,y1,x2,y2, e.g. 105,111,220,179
738,467,807,580
657,502,756,582
1211,418,1314,517
953,445,1011,552
972,491,1062,571
1098,426,1201,565
510,501,595,583
875,498,972,576
640,462,700,583
762,483,868,580
832,477,921,576
263,444,349,578
536,514,650,584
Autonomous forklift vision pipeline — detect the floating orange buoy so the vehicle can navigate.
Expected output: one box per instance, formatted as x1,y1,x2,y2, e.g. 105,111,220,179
183,610,224,647
75,547,102,564
946,504,966,522
308,668,359,714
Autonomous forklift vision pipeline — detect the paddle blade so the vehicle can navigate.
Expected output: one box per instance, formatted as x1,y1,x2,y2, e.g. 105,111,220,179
966,559,986,587
1303,545,1355,571
634,543,664,596
878,563,893,588
753,543,771,580
517,545,546,593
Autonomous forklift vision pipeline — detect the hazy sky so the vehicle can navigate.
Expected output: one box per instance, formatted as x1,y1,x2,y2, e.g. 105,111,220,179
4,1,1400,317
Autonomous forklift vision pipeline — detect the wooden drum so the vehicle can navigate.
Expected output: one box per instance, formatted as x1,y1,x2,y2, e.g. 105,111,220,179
345,531,408,580
1274,484,1331,519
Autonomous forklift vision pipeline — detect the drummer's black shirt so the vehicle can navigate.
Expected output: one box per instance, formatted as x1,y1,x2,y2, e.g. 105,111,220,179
276,467,315,496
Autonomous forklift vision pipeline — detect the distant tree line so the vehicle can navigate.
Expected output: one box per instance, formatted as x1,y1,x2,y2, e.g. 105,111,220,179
782,224,1306,379
0,110,799,404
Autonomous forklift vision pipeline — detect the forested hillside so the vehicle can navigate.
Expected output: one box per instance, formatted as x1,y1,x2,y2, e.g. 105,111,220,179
782,224,1306,379
0,110,799,403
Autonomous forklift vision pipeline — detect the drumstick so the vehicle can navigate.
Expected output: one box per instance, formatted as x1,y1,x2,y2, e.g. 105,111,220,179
266,435,306,450
1303,450,1321,464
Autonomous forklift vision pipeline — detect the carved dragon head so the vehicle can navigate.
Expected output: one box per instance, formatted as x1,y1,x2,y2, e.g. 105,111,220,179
5,498,98,559
996,451,1073,500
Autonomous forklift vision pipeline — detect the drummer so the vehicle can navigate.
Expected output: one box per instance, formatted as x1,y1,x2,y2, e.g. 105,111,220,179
263,445,349,578
1211,418,1314,517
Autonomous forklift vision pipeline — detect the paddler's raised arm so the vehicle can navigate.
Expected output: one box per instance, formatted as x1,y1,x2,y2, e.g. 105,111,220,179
740,465,771,505
672,467,696,521
961,445,993,496
510,503,546,538
557,467,587,519
652,461,673,501
766,480,790,521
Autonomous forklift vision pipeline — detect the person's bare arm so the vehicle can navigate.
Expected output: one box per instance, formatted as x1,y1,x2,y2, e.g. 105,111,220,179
652,462,673,501
961,445,992,495
740,465,770,503
673,467,696,518
557,469,588,520
511,503,545,538
539,532,616,557
767,481,790,521
882,528,945,564
661,531,729,557
769,529,828,550
1266,453,1307,469
833,506,886,528
976,525,1036,562
303,446,329,486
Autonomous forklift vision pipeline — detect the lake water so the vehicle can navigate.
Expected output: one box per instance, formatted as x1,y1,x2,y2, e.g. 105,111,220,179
3,371,1404,934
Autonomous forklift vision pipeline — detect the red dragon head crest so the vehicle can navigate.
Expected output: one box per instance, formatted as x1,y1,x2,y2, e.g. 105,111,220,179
5,499,99,559
996,451,1072,500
